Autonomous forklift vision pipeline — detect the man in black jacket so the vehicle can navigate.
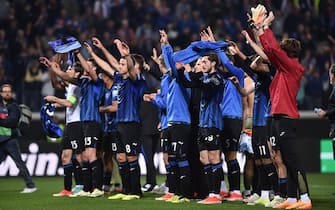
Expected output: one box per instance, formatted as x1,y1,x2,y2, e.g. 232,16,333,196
0,84,36,193
317,64,335,160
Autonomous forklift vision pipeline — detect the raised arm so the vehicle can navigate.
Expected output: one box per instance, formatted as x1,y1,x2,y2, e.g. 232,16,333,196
78,44,98,81
114,39,130,57
48,69,65,91
160,30,175,75
149,48,164,80
241,30,269,61
44,95,74,108
229,41,248,61
75,50,91,75
216,50,245,81
43,54,69,90
92,37,119,69
84,42,115,77
39,56,78,84
229,76,255,96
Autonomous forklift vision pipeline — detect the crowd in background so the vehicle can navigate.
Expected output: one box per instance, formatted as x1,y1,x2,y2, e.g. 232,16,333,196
0,0,334,111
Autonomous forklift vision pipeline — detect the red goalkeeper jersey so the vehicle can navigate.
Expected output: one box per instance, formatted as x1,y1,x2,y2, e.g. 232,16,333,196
259,28,304,119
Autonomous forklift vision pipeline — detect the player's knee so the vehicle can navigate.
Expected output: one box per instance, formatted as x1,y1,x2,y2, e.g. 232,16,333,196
208,153,220,164
116,153,126,163
199,155,209,165
225,151,237,161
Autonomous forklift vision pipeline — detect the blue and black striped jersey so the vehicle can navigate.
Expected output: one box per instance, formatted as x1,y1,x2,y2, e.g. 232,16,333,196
217,51,245,119
199,72,224,129
78,77,104,123
114,72,146,123
162,44,191,125
102,85,118,133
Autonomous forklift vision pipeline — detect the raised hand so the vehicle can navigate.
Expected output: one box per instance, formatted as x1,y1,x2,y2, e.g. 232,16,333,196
143,93,153,102
39,56,50,68
206,26,216,42
151,48,160,64
159,30,169,45
241,30,253,44
263,11,275,28
92,37,104,49
183,63,192,72
250,55,262,70
200,30,210,41
175,61,184,70
251,4,267,28
246,13,252,23
114,39,130,56
200,26,216,42
84,42,94,55
228,41,240,55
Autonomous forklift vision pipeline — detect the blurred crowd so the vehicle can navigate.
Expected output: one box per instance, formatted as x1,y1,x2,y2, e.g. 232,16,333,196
0,0,334,111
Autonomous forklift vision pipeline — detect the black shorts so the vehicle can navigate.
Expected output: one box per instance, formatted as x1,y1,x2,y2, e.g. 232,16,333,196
167,124,191,157
102,131,124,153
62,122,84,152
117,122,141,156
197,127,221,151
82,121,102,148
221,118,242,152
252,126,271,159
160,128,170,153
268,117,297,150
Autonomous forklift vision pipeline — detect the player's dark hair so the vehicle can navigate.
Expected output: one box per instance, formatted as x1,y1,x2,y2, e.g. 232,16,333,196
280,38,301,58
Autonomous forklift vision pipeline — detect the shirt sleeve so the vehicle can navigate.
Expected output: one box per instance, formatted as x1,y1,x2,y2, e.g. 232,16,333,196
162,44,179,80
259,28,299,74
217,50,245,86
152,93,166,109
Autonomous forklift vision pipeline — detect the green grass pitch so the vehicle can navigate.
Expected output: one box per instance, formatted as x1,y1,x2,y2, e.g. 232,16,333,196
0,174,334,210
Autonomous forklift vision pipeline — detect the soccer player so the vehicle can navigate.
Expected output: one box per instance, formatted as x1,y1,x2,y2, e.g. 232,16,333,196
252,5,312,209
76,52,105,197
43,64,83,197
133,54,161,193
47,50,105,197
144,49,173,200
198,26,245,201
160,30,192,203
113,55,146,200
229,36,284,207
99,71,118,194
240,29,288,206
90,38,147,200
229,57,279,206
84,37,129,199
193,53,224,204
239,73,255,199
216,45,245,202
